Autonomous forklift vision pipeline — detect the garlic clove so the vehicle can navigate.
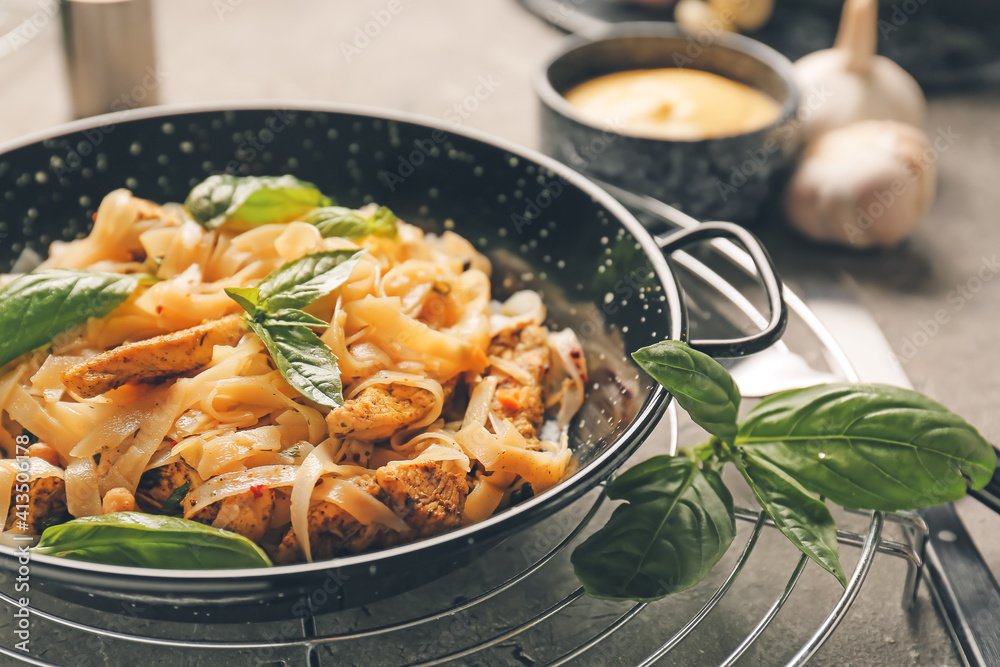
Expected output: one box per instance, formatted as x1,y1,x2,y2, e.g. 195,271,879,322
709,0,775,32
675,0,735,35
784,120,937,249
794,0,926,142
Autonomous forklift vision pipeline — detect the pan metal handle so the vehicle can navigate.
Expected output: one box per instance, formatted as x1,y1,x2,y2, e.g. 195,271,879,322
656,222,787,357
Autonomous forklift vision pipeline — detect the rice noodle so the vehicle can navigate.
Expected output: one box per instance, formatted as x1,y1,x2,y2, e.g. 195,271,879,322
0,188,589,562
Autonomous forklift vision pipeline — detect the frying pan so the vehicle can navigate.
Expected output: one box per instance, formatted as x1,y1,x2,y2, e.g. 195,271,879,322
0,102,786,621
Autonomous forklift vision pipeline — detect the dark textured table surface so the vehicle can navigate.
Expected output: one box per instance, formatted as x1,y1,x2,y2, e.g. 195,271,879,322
0,1,997,664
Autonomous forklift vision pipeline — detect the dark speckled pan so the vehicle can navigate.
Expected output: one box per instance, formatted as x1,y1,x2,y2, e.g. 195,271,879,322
0,102,784,620
536,22,803,226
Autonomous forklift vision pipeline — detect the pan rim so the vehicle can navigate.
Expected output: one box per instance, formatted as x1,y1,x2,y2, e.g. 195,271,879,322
0,100,682,585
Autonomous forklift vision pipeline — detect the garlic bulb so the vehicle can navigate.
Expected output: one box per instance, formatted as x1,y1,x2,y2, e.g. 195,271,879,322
784,120,936,248
794,0,926,142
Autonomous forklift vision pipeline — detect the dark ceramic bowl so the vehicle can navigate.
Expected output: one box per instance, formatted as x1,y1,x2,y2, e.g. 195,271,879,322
536,22,802,225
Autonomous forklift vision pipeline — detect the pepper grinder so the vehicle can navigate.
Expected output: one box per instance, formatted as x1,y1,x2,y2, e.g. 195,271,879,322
60,0,159,119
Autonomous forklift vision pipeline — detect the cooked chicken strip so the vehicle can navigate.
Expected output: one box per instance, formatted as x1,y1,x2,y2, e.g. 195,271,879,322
6,475,67,534
376,460,467,539
273,476,386,564
61,314,245,398
326,383,436,440
192,487,275,544
487,324,550,440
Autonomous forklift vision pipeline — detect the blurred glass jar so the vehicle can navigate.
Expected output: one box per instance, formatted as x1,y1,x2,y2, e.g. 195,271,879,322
60,0,159,119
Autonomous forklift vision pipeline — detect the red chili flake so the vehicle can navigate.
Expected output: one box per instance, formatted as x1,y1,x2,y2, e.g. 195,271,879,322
91,213,98,221
569,349,582,359
155,305,164,314
249,484,265,499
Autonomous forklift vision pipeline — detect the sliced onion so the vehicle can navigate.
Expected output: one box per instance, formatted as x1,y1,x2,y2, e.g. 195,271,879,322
289,442,340,563
488,290,546,336
547,328,588,429
64,456,102,518
182,465,299,518
487,355,533,385
462,376,498,430
455,422,503,467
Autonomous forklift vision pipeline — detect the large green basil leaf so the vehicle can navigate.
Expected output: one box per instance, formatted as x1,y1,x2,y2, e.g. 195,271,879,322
257,249,365,311
734,453,846,586
632,340,741,447
736,383,996,511
32,512,271,569
248,319,343,409
264,309,330,328
185,175,332,230
303,205,398,240
571,456,735,601
0,270,142,368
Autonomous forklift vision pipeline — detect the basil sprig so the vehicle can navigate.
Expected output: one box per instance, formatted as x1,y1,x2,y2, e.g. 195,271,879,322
572,455,735,601
737,383,996,511
185,175,332,230
32,512,272,569
632,341,741,447
303,205,398,240
225,249,365,409
574,340,996,601
0,269,145,368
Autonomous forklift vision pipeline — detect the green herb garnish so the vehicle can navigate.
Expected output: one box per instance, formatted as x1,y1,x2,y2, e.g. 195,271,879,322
573,340,996,601
225,249,366,409
160,480,190,513
185,174,332,230
33,512,272,569
0,270,145,368
303,205,398,240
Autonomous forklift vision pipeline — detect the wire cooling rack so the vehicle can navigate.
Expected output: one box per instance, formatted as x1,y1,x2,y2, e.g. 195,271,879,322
0,196,932,667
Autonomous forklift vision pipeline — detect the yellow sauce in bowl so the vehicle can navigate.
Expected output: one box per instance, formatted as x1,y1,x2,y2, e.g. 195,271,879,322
564,68,781,140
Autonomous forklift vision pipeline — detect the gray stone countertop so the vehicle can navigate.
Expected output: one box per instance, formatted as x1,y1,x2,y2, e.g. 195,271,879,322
0,0,998,664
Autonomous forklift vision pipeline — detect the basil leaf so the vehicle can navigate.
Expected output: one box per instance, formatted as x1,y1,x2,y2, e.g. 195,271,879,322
258,249,366,311
304,205,398,240
734,453,846,586
264,309,330,328
32,512,271,569
572,456,735,601
0,270,142,368
248,319,343,409
185,175,332,230
224,286,261,316
736,383,996,511
632,340,741,447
